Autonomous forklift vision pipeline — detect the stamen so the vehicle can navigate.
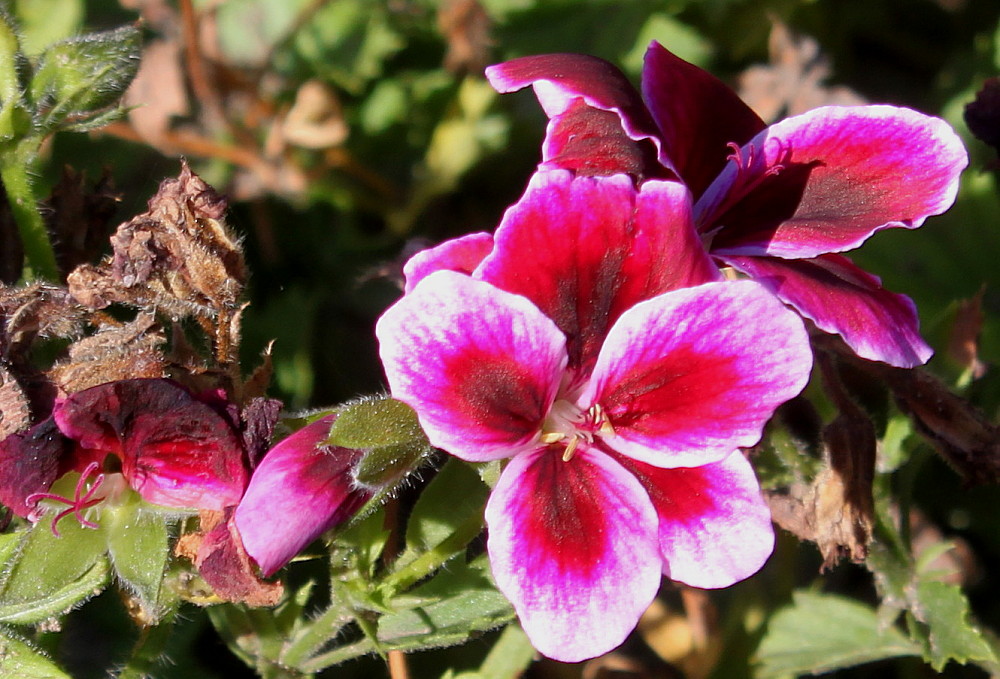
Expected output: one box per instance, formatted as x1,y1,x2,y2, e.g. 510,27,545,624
561,437,580,462
699,141,786,239
27,462,106,538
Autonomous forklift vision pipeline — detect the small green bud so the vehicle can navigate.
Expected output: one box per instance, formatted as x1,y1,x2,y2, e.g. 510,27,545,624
29,24,141,131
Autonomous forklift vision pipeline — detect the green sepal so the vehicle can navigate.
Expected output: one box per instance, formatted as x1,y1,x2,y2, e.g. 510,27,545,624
0,515,110,624
0,624,71,678
328,396,433,491
754,590,920,678
102,495,171,624
29,24,141,131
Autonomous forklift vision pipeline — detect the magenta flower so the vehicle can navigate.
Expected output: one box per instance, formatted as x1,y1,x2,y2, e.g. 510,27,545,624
485,43,968,368
232,414,371,576
376,170,813,661
0,379,248,530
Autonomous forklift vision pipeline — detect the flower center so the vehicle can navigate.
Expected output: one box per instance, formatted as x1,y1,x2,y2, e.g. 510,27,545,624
539,399,615,462
698,141,785,247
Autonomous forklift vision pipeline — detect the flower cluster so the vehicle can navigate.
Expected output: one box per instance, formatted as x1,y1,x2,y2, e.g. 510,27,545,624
374,43,966,662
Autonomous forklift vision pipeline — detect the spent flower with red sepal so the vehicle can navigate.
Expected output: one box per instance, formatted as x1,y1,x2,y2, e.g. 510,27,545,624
0,378,250,532
486,43,968,367
377,171,814,662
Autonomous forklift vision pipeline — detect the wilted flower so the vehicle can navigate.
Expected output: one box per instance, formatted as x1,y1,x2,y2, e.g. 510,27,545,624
377,170,814,661
485,43,968,367
0,378,249,532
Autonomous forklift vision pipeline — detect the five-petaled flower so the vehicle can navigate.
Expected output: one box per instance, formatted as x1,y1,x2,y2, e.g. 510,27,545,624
377,170,814,662
485,42,968,368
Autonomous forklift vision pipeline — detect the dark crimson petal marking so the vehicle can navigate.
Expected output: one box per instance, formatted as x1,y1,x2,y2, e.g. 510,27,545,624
0,418,71,518
477,171,716,372
485,446,660,662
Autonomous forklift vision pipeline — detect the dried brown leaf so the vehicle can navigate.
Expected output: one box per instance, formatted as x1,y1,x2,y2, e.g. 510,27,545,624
739,20,865,123
48,313,167,394
279,80,348,150
125,38,190,145
0,365,31,438
438,0,493,75
946,289,986,379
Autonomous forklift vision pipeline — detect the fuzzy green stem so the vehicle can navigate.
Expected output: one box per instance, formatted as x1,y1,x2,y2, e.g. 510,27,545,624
0,151,58,280
279,595,355,669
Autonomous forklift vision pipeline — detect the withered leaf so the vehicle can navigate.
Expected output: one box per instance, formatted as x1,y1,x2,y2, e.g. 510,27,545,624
48,313,167,394
0,364,31,439
738,20,865,124
880,366,1000,485
946,289,986,379
176,509,283,607
438,0,494,75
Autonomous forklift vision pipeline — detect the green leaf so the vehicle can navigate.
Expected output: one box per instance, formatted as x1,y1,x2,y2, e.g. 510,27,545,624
755,591,920,678
0,518,109,624
29,24,141,130
912,581,996,671
0,625,71,678
103,497,170,623
377,554,514,650
404,459,487,554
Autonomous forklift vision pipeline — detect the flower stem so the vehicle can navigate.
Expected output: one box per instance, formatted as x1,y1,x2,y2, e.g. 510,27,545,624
0,151,59,280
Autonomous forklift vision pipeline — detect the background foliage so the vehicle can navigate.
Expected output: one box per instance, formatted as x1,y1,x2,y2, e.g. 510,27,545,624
5,0,1000,677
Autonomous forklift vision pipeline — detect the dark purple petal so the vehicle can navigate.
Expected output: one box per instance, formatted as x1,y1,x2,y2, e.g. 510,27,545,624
486,53,670,177
477,170,718,372
701,106,968,259
642,42,766,200
582,281,812,467
377,272,566,462
0,418,71,518
484,446,661,662
723,253,933,367
54,379,249,511
234,415,370,577
614,450,774,588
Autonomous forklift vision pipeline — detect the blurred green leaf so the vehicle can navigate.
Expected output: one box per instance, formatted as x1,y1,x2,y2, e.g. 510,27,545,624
215,0,311,68
0,625,71,678
447,623,535,679
755,591,920,678
13,0,83,56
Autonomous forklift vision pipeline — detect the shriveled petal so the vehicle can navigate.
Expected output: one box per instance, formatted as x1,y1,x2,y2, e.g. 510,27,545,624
234,415,369,577
723,253,933,367
700,105,968,259
485,54,670,176
477,170,718,371
614,449,774,588
485,446,661,662
54,379,248,511
376,271,566,462
0,419,71,518
583,280,812,467
642,42,765,199
402,232,494,294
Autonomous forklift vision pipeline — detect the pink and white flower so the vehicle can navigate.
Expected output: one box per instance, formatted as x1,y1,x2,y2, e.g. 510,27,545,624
376,171,813,662
485,43,969,368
